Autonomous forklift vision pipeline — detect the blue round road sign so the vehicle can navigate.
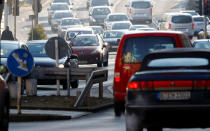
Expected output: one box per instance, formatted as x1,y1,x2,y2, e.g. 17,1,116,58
7,49,34,77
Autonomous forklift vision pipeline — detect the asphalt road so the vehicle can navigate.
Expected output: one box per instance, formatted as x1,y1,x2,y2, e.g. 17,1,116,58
8,0,210,131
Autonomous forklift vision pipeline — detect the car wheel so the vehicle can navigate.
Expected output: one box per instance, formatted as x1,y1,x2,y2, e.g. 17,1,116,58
1,94,9,131
70,80,79,89
114,101,124,116
147,127,162,131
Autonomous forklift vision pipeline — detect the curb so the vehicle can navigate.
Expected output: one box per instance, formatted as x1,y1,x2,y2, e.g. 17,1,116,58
9,114,71,122
9,102,113,122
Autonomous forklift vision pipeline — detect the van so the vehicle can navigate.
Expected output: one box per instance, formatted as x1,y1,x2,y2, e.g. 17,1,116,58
113,31,192,116
158,13,194,39
125,0,152,24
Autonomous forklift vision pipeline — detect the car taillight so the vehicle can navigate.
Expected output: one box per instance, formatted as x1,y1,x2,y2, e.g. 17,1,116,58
150,9,152,13
129,8,132,14
169,24,171,29
194,80,206,88
139,81,153,88
192,23,195,31
114,72,120,83
128,82,139,89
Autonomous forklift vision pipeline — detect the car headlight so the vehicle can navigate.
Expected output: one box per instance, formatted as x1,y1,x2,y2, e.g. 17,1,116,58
58,64,64,69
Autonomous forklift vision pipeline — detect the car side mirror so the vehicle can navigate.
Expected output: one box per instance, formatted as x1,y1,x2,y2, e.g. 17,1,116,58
70,54,78,59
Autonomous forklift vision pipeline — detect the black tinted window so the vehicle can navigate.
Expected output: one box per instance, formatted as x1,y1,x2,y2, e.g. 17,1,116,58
28,43,47,57
51,4,69,10
132,1,151,8
172,16,192,23
109,15,128,21
122,37,175,63
92,8,111,15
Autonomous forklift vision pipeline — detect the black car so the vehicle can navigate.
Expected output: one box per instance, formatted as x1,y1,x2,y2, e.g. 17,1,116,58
126,48,210,131
27,40,79,89
103,30,125,51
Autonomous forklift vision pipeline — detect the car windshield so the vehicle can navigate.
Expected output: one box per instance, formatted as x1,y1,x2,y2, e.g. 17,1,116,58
91,0,109,6
28,43,48,57
1,43,19,58
112,23,131,30
193,41,210,49
132,1,150,8
92,8,111,15
67,31,92,40
50,4,69,10
148,58,208,67
54,12,73,19
122,37,175,63
92,27,104,34
103,31,124,38
73,36,99,46
108,15,128,21
62,19,81,26
172,15,192,23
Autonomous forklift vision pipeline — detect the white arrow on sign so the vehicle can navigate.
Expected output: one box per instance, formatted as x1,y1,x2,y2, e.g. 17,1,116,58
12,53,28,72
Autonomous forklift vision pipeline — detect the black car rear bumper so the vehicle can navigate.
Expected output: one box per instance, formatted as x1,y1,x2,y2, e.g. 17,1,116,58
126,104,210,128
126,91,210,128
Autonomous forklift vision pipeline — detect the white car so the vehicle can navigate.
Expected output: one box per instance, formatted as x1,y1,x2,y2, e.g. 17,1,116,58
64,27,94,42
104,13,130,30
193,15,209,35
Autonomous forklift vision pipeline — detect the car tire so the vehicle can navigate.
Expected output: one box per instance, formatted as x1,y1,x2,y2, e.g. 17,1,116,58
70,80,79,89
0,93,9,131
114,101,124,116
147,127,162,131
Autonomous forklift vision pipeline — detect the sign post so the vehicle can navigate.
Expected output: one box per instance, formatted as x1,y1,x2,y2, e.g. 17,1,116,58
7,49,34,115
55,39,60,96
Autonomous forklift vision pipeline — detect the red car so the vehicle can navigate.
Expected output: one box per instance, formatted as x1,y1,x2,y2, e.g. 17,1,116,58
113,31,192,116
71,34,109,67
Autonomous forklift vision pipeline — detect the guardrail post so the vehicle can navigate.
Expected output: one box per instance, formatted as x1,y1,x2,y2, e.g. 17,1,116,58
99,82,103,99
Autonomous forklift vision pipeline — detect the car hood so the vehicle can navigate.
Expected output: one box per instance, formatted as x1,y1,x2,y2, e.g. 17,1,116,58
92,15,107,20
33,57,66,67
72,46,99,55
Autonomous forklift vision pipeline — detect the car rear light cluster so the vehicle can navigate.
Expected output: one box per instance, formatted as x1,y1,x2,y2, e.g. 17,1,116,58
114,72,120,83
150,9,152,13
169,24,172,29
129,8,132,14
128,81,153,89
192,23,195,31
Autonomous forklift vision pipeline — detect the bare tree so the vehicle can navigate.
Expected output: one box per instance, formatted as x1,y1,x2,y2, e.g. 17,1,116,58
0,0,5,37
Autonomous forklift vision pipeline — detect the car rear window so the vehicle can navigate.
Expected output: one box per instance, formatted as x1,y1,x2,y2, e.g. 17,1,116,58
1,43,19,58
122,36,175,63
131,1,151,9
91,0,109,6
193,17,204,22
172,16,192,23
92,8,111,15
109,15,128,21
112,23,131,30
51,4,69,10
148,58,208,67
28,43,48,57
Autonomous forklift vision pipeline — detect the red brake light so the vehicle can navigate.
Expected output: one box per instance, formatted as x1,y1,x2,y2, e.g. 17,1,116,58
150,9,152,13
114,72,120,83
128,82,139,89
129,8,132,13
169,24,171,29
192,23,195,31
140,81,153,88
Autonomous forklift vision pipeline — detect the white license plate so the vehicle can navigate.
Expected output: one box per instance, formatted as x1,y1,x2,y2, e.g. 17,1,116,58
135,14,146,17
158,91,191,100
176,28,188,32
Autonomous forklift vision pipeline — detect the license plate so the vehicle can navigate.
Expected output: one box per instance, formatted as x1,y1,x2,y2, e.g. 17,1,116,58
158,91,191,100
135,14,146,17
176,28,188,32
111,46,118,48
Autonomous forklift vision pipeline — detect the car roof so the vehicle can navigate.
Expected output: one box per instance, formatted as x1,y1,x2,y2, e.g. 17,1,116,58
66,27,93,31
180,10,197,13
104,30,126,33
0,40,22,44
124,30,184,36
193,39,210,42
130,0,151,2
112,21,131,24
27,40,48,44
108,13,127,16
165,12,192,17
51,3,68,6
54,10,71,13
62,17,79,20
92,6,111,9
76,34,97,37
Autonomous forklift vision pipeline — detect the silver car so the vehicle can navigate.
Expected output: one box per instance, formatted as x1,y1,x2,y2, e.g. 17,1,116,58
125,0,153,24
158,12,194,38
89,6,111,26
193,16,209,35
